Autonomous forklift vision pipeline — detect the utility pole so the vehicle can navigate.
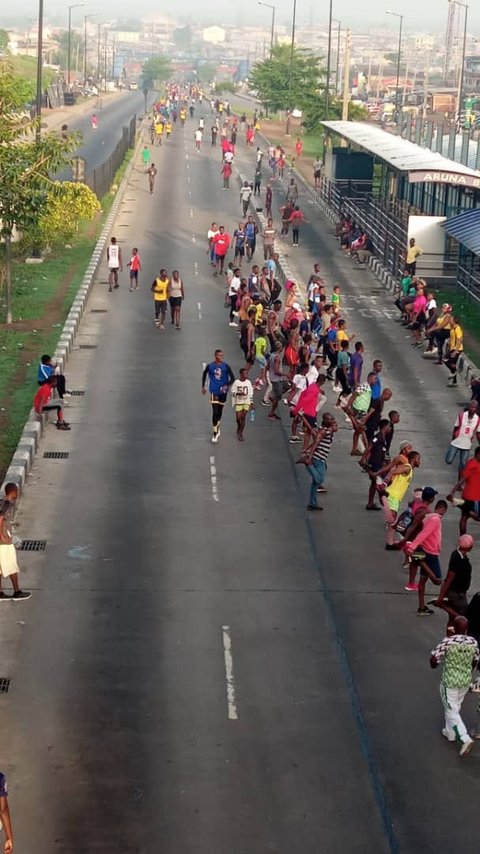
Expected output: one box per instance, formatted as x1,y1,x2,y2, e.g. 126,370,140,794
324,0,333,118
84,14,97,84
67,3,84,87
342,28,351,121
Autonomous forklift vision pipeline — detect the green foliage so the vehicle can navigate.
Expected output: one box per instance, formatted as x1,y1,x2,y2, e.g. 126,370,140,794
213,81,236,94
0,29,9,53
142,56,171,89
8,55,57,97
27,182,100,249
0,58,35,112
251,44,325,113
303,94,368,131
197,62,216,83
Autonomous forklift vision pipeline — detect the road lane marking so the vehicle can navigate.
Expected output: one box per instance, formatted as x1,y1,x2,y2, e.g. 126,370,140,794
209,455,219,501
192,235,196,243
190,208,194,218
186,153,189,160
222,626,239,720
194,262,198,276
197,301,202,319
187,175,191,183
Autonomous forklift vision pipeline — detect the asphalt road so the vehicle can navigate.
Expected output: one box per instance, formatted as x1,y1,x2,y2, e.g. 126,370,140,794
60,90,154,177
2,108,480,853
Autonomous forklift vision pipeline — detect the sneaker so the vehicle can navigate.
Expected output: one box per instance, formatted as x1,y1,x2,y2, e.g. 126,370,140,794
317,487,327,493
460,738,474,757
56,422,71,431
0,592,10,602
229,321,238,327
442,728,456,742
11,590,31,601
307,505,323,511
211,433,219,443
365,504,382,511
289,436,301,443
160,324,165,330
417,606,434,616
385,543,401,551
404,583,419,591
155,320,159,326
268,413,280,421
261,400,270,406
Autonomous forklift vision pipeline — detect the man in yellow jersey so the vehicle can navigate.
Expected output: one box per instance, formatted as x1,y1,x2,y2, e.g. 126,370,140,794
381,448,421,549
165,120,172,139
150,269,169,328
405,237,423,275
155,120,163,145
445,315,464,387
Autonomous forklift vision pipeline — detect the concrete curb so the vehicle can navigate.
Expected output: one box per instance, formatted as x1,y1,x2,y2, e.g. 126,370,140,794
1,121,145,497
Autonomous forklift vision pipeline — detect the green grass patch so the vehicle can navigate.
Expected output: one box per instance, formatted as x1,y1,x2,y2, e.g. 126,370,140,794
0,143,135,477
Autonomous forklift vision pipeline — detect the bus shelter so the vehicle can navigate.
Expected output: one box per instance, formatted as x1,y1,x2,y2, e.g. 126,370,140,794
319,121,480,283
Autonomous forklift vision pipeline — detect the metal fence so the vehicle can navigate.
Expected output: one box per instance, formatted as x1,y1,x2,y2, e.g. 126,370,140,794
84,116,137,199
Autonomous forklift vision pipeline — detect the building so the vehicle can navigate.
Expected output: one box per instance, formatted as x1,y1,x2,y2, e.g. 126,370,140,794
202,26,226,45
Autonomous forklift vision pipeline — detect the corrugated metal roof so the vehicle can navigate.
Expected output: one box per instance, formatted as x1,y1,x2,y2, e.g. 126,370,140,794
442,208,480,255
321,121,480,179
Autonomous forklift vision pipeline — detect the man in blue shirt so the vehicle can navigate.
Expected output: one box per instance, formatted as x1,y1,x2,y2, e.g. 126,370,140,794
201,350,235,443
37,354,67,399
244,216,258,260
371,359,383,401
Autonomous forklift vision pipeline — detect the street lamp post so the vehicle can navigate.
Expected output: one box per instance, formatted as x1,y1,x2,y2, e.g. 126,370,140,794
35,0,44,143
257,1,276,58
386,9,403,119
324,0,334,119
288,0,297,110
84,13,97,84
333,19,341,95
456,1,468,125
67,3,84,87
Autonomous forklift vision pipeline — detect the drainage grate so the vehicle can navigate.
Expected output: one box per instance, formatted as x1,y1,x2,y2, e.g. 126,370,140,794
0,679,10,694
20,540,46,552
69,390,86,396
43,451,70,459
90,308,108,313
79,344,97,350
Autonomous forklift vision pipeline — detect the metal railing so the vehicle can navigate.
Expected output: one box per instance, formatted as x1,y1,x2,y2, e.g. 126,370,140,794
84,116,137,199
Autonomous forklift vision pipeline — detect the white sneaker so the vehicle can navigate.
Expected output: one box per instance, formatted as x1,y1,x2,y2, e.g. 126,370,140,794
460,737,474,756
442,728,455,742
229,321,238,327
211,433,218,443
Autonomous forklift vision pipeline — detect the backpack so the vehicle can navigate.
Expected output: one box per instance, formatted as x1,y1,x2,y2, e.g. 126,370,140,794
395,508,414,534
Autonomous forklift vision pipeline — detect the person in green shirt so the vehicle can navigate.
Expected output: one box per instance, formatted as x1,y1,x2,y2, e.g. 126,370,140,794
253,326,269,388
430,615,479,756
335,339,351,404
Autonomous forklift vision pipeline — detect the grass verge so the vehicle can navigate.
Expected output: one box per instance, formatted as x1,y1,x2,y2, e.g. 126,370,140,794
0,147,135,479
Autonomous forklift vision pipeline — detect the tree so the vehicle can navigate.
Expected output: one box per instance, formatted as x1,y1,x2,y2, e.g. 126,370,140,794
303,95,368,132
0,62,80,323
141,56,171,89
197,62,216,84
29,182,100,249
0,29,9,54
250,44,325,114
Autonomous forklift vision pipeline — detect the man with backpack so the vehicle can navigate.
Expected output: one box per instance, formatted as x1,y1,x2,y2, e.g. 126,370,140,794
445,401,480,475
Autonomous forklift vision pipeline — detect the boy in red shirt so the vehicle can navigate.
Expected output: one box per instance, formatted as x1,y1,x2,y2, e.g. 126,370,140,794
213,226,231,276
127,247,142,291
33,377,70,431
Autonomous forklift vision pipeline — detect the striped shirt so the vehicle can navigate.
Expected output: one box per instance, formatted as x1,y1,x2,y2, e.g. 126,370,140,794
313,429,333,462
431,634,479,689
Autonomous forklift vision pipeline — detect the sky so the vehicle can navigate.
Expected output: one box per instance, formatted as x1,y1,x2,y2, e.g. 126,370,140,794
1,0,480,33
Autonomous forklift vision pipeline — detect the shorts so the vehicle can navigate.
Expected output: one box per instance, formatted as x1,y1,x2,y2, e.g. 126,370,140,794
303,414,317,429
255,355,267,368
210,393,227,406
314,170,321,179
235,246,245,257
461,500,478,518
215,254,226,263
235,404,250,412
169,296,182,307
420,552,442,581
271,381,283,400
129,270,138,282
446,589,468,616
0,544,19,577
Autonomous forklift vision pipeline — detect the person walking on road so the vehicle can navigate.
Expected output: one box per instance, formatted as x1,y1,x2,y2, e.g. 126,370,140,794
303,413,337,511
0,483,32,601
290,205,307,247
146,163,157,194
107,236,122,291
194,127,203,152
141,145,151,168
404,499,448,616
168,270,184,329
151,269,169,329
240,181,253,217
127,247,142,291
447,446,480,534
213,226,231,276
231,368,254,442
221,160,232,189
201,350,235,443
445,401,480,474
430,615,478,756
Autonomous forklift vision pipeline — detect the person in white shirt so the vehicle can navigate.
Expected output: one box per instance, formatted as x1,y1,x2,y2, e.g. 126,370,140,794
231,368,254,441
239,181,253,217
224,150,234,165
306,355,324,385
286,364,309,443
228,268,242,326
199,117,205,130
194,128,203,151
207,222,219,266
445,401,480,474
107,236,122,291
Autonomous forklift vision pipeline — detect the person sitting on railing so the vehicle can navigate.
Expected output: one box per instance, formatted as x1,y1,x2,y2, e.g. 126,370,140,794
348,231,366,256
393,271,417,317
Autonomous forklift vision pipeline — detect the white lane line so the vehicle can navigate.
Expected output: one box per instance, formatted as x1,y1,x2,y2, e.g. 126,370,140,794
186,153,189,160
197,300,202,319
190,208,194,218
209,454,219,501
222,626,239,720
192,235,196,243
194,261,198,276
187,175,191,183
186,163,189,170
